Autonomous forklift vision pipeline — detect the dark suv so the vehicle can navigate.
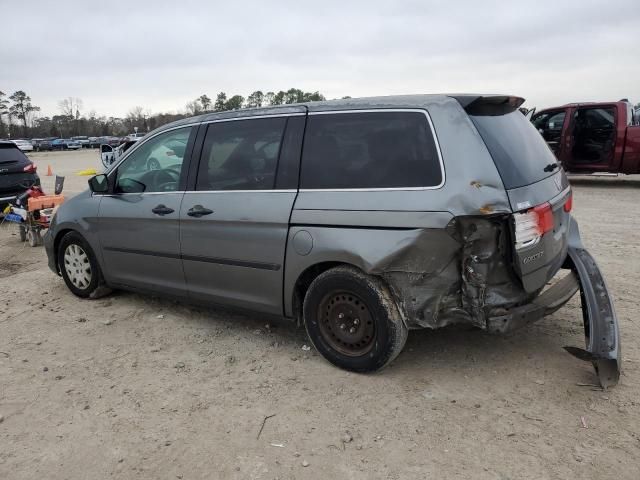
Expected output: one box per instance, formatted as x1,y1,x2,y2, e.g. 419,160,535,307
0,141,40,209
44,94,620,387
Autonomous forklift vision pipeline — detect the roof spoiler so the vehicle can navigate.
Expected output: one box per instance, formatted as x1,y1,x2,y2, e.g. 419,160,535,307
454,95,525,116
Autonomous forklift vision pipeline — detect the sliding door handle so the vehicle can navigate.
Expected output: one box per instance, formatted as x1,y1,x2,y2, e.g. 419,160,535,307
187,205,214,218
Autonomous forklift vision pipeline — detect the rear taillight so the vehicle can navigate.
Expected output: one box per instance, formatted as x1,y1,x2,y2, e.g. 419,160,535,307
563,192,573,212
513,202,554,249
533,203,554,234
23,163,37,173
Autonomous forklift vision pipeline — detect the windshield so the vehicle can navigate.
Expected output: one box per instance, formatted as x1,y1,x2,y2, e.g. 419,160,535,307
471,110,559,189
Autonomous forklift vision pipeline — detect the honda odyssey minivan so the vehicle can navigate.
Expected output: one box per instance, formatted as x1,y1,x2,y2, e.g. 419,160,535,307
44,94,620,387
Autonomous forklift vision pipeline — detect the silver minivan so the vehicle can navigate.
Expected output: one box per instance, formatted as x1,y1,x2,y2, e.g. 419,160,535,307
44,94,620,386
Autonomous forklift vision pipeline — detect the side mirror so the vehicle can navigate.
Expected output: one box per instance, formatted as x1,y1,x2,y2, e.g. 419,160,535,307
88,174,109,194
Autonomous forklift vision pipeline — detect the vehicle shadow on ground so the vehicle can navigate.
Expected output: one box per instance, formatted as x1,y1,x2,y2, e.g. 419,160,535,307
109,289,594,383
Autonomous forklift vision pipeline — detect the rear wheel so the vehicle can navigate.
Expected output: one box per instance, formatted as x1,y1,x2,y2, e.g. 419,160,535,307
18,224,27,242
57,232,106,298
303,266,408,372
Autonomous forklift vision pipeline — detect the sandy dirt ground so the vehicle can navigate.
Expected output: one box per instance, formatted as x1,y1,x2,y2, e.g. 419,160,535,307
1,150,639,479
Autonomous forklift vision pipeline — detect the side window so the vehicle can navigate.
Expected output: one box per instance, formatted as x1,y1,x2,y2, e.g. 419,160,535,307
300,111,442,189
533,111,565,144
546,111,566,131
115,127,193,193
196,117,286,191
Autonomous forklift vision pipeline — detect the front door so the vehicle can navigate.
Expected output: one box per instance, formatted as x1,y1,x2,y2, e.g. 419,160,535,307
565,106,617,172
98,126,197,296
180,115,305,314
100,144,114,168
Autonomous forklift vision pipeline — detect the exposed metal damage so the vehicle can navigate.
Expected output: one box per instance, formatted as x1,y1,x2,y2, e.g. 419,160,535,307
360,215,620,388
372,215,533,331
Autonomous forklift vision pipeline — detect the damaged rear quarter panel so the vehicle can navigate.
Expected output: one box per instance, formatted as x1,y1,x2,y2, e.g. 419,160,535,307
284,97,522,327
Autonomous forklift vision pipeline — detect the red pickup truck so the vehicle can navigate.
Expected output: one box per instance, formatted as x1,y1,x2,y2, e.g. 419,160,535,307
531,100,640,174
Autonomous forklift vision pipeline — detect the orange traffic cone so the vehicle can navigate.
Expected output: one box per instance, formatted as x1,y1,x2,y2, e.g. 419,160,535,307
46,165,53,176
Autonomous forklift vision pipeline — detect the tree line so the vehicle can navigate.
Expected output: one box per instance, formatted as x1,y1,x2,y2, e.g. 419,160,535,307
0,88,331,139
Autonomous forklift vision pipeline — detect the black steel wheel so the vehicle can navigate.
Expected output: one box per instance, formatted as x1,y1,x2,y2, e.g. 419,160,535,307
303,266,408,372
317,291,376,357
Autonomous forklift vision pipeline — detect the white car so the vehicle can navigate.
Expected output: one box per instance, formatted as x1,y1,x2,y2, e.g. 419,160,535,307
100,137,187,171
12,139,34,152
125,132,146,142
100,139,139,169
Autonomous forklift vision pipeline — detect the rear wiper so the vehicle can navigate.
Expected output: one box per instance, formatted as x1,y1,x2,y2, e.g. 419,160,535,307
543,162,559,172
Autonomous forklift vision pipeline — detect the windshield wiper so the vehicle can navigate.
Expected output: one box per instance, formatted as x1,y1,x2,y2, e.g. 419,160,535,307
544,162,559,172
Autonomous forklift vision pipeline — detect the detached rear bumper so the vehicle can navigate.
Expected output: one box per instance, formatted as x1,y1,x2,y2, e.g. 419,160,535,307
563,221,621,389
487,217,620,388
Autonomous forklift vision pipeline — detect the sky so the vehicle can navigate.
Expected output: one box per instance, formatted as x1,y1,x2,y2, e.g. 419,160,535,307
2,0,638,118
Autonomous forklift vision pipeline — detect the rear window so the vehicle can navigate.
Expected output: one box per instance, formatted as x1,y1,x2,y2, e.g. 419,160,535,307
0,144,28,164
300,111,442,189
471,111,558,189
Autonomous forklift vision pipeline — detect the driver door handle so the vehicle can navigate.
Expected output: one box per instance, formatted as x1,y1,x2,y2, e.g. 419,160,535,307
187,205,214,218
152,204,175,215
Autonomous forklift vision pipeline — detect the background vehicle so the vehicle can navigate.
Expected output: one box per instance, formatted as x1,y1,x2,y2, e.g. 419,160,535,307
65,139,82,150
532,99,640,174
35,139,53,151
144,137,187,170
100,138,140,168
45,94,620,387
0,141,40,210
11,139,34,152
88,137,100,148
51,139,82,151
98,136,122,147
51,139,65,150
125,132,147,141
72,136,91,148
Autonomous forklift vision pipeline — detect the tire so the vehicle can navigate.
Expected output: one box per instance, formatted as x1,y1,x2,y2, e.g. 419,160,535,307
19,224,27,242
27,229,41,247
303,266,408,372
57,231,105,298
147,158,161,170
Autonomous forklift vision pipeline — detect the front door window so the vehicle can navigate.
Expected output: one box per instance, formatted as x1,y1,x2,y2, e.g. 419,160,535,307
115,127,191,193
532,110,566,155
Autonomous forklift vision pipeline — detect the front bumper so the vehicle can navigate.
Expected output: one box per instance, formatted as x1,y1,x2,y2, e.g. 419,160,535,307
487,217,620,388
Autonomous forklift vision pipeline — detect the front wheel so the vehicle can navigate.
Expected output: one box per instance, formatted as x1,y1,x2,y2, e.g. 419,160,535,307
303,266,408,372
57,232,106,298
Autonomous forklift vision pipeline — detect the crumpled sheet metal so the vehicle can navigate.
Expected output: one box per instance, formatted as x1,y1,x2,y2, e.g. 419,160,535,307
307,217,530,330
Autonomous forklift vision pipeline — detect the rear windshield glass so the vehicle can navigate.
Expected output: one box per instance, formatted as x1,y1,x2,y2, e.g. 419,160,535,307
470,111,558,189
0,144,28,164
